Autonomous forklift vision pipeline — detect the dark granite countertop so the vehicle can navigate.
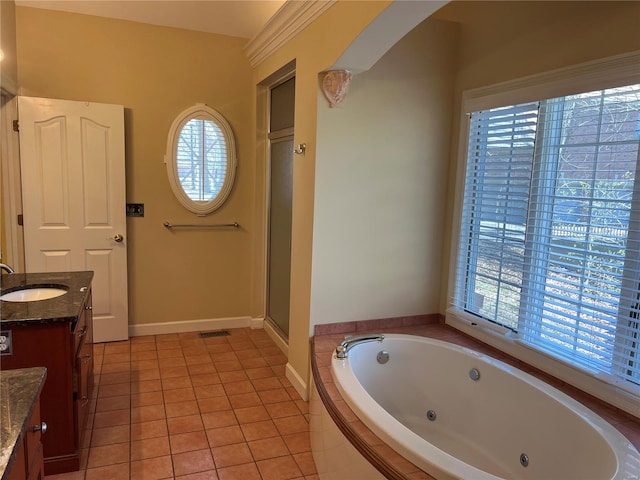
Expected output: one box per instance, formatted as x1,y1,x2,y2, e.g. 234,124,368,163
0,271,93,325
0,367,47,480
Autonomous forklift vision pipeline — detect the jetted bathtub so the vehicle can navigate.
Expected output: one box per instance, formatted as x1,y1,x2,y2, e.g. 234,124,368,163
319,334,640,480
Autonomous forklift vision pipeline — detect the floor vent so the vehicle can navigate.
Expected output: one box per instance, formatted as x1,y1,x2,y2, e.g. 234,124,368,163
199,330,230,338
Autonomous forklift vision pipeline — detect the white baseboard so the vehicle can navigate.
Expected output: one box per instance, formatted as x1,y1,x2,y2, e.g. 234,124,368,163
286,362,308,401
260,322,307,399
129,316,257,337
250,317,264,329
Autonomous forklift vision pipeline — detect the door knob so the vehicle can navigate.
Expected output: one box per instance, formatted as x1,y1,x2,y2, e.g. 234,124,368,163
32,422,47,434
110,234,124,243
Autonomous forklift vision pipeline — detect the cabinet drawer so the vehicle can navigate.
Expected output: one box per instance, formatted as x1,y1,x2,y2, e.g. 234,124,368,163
75,340,93,442
74,393,91,444
83,293,93,346
72,310,88,356
76,340,93,402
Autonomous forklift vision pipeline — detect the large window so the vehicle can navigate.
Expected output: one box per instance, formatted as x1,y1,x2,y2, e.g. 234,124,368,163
453,82,640,392
166,104,237,215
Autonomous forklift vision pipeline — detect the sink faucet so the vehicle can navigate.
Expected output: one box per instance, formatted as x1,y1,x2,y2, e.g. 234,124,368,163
335,334,384,359
0,263,15,274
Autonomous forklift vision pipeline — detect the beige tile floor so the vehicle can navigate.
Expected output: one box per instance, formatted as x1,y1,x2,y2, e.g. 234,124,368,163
46,328,318,480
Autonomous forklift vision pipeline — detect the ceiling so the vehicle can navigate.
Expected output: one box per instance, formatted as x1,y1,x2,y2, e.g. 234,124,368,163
15,0,287,39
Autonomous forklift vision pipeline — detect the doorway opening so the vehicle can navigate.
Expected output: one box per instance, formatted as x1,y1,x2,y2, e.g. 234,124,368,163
265,74,295,341
0,93,24,271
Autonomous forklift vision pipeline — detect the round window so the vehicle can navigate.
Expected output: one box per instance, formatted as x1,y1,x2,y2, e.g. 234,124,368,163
166,104,237,215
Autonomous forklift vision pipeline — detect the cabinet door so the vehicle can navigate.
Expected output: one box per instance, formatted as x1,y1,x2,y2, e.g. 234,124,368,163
27,443,44,480
25,402,42,466
6,400,45,480
6,441,26,480
72,308,88,357
75,338,93,440
1,323,75,461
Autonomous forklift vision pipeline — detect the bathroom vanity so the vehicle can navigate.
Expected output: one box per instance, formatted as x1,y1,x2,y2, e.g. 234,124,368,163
0,272,94,475
0,367,47,480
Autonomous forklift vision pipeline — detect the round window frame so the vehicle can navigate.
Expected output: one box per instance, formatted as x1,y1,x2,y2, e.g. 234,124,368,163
165,104,237,216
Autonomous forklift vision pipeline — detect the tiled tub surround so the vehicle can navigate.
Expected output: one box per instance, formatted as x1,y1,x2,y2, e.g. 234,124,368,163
0,367,47,479
311,319,640,480
47,327,317,480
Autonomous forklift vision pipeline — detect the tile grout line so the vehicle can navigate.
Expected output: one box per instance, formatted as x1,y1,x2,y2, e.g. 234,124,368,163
158,337,176,480
62,329,314,480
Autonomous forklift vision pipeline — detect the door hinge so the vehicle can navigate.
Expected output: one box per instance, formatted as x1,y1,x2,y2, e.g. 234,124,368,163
17,214,23,226
12,120,19,132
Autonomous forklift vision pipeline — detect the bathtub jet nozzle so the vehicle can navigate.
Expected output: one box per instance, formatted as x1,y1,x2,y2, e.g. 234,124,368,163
335,334,385,359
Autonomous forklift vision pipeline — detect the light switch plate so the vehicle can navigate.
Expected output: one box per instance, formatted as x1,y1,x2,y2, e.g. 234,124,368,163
126,203,144,217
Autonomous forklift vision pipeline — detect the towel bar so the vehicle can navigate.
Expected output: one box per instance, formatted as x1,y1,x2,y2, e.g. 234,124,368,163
163,221,239,229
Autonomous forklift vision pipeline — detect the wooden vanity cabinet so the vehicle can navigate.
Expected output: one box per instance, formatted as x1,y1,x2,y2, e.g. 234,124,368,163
6,399,45,480
73,291,94,443
1,289,94,475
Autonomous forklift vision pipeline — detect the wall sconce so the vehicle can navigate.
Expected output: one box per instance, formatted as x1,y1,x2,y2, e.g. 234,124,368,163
321,70,352,108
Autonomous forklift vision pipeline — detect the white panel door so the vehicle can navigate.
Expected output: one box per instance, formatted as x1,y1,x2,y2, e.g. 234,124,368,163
18,96,128,342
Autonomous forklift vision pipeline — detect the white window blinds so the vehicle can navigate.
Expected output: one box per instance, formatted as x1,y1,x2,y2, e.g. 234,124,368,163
177,118,227,202
455,84,640,389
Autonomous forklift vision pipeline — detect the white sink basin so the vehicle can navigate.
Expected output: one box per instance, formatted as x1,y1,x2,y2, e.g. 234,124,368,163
0,287,68,302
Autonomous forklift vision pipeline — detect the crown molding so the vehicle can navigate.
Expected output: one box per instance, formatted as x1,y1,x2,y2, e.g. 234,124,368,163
462,50,640,113
245,0,336,68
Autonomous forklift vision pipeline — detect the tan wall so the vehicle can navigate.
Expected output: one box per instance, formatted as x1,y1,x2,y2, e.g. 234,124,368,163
1,0,18,89
439,1,640,92
16,7,255,325
311,17,457,325
13,0,637,394
253,0,640,388
251,1,392,386
434,1,640,312
13,1,398,392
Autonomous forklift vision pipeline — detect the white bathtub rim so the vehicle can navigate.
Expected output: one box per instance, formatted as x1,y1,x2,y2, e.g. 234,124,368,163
331,344,501,480
446,308,640,417
330,333,640,480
